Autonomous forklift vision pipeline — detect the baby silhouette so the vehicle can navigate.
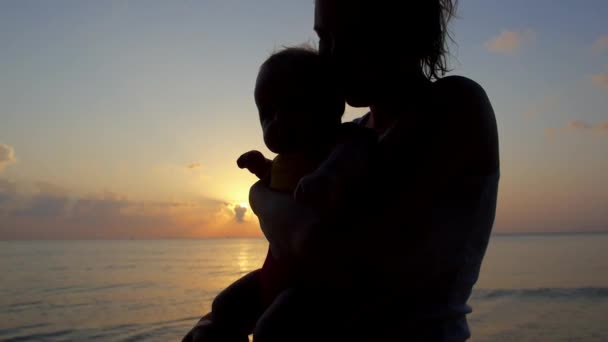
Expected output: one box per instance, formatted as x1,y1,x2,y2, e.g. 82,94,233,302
185,47,375,342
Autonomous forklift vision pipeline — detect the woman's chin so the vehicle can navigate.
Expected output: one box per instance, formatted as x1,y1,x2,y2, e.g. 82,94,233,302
345,95,372,108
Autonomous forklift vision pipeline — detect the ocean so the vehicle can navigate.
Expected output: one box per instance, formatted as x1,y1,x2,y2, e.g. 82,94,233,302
1,234,607,341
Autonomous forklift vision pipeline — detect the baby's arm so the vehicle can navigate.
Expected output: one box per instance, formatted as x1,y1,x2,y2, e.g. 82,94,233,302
237,150,272,179
295,123,377,211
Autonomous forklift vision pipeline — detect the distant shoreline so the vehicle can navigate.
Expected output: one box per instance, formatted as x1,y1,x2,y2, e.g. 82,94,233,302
1,230,608,242
491,230,608,237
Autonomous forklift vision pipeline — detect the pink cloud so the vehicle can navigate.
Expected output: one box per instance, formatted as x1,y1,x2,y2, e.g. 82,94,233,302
596,121,608,133
485,29,536,55
593,35,608,52
567,120,593,130
592,72,608,89
544,128,557,139
547,120,608,139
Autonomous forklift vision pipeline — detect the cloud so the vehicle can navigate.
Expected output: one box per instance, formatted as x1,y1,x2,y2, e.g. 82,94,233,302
567,120,608,134
33,181,69,196
593,35,608,52
567,120,593,130
0,180,261,239
545,120,608,138
14,194,71,218
0,144,16,173
70,193,129,221
233,204,247,223
485,29,536,55
186,162,202,170
543,128,557,140
592,72,608,89
523,96,557,118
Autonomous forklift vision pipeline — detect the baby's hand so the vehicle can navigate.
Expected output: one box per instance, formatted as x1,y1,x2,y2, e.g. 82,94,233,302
237,150,272,179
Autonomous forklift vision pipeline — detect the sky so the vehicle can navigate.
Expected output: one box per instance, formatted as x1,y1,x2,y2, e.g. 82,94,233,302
1,0,607,239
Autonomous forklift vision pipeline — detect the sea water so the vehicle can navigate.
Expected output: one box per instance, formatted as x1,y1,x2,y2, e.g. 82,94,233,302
1,234,607,341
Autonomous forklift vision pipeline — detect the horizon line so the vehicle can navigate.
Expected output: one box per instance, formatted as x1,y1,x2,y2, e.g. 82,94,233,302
1,230,608,242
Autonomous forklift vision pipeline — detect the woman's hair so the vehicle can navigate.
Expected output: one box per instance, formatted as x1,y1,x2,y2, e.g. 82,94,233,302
365,0,458,80
420,0,458,80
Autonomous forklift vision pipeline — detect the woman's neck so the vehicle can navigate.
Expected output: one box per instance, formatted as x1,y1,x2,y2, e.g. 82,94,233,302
368,70,431,134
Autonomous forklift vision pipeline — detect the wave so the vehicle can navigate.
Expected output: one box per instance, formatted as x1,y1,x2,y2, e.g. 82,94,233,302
42,281,154,294
3,329,73,342
0,317,201,342
472,287,608,300
0,324,49,338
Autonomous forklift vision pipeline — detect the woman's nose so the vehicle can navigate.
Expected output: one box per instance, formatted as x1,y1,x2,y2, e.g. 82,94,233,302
319,36,335,59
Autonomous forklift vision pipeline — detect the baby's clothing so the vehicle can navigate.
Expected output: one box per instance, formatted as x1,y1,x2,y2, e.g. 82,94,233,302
269,153,319,192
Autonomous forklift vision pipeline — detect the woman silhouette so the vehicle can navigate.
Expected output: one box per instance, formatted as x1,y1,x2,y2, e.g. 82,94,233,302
186,0,499,340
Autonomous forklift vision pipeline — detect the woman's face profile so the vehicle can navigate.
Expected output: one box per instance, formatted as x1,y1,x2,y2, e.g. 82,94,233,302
315,0,370,107
314,0,407,107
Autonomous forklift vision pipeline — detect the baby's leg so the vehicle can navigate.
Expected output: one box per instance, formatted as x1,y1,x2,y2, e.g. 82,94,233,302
211,268,265,336
184,269,264,342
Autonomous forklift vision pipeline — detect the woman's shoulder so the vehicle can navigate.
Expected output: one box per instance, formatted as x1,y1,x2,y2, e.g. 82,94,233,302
429,75,499,174
430,75,496,137
432,75,491,110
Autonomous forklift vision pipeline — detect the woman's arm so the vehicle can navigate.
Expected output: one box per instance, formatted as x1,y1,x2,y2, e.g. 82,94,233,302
295,123,376,211
249,125,376,261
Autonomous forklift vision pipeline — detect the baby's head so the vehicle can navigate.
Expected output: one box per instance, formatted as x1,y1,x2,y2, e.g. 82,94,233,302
254,47,345,154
